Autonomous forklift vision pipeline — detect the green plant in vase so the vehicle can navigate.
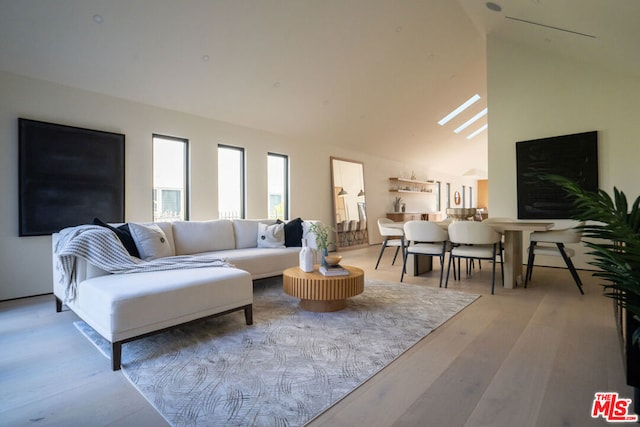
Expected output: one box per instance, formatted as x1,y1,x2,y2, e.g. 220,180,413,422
308,222,335,266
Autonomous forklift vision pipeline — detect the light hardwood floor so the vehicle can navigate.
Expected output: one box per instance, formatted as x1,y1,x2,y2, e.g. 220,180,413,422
1,245,632,426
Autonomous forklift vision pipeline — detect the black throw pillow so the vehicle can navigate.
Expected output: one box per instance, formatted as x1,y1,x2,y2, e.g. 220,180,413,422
282,217,304,247
92,217,141,258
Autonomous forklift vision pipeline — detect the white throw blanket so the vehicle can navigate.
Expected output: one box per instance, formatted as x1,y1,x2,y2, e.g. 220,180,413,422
55,225,231,302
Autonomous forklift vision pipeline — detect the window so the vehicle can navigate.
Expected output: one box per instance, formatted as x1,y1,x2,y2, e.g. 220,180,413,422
218,145,245,219
468,187,473,208
268,153,289,220
435,181,441,211
153,135,188,222
445,183,451,209
462,185,466,207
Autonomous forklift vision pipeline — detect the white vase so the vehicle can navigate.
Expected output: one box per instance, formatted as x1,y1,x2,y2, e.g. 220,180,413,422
299,239,314,272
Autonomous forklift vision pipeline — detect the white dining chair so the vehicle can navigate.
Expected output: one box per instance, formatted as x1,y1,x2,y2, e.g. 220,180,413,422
375,218,406,269
445,221,503,294
401,220,450,285
524,222,584,294
482,217,515,282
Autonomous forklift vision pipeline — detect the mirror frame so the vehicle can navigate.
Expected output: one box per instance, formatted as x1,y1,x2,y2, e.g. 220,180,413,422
330,156,368,251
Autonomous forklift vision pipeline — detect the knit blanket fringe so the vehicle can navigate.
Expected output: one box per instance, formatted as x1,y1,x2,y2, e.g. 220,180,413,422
55,225,231,302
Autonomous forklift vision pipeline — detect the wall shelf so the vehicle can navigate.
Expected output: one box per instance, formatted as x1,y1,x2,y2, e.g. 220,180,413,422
389,177,435,194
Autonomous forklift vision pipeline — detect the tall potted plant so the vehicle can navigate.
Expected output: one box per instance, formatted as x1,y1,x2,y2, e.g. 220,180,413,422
546,175,640,406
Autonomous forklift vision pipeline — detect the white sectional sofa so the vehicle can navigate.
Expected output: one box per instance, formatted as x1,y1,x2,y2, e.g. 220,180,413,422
52,218,319,370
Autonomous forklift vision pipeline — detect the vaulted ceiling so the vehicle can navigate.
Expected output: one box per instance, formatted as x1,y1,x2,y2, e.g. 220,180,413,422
1,0,638,177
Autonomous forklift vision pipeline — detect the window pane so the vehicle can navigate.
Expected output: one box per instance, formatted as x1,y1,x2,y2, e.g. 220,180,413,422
153,135,188,222
435,181,441,211
268,153,288,220
446,183,451,209
218,145,245,219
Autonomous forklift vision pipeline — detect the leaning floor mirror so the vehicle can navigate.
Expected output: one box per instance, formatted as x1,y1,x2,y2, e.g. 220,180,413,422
330,157,368,251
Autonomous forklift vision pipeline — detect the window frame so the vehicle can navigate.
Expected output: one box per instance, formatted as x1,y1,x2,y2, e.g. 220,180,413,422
152,134,189,222
217,144,246,219
267,152,289,220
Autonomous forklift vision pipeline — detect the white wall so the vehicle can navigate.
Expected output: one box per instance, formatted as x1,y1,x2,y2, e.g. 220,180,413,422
0,71,336,299
487,36,640,269
0,70,478,299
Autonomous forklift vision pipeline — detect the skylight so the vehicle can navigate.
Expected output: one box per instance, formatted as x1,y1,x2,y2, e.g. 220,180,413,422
454,108,488,134
438,94,481,126
466,123,488,140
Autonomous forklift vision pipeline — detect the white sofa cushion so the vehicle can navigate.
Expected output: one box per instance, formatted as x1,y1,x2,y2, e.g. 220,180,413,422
257,222,285,248
172,220,235,255
232,219,274,249
153,221,176,255
128,222,173,260
208,247,302,280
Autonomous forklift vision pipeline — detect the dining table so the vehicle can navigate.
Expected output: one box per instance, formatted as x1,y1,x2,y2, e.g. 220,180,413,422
481,221,554,288
385,220,554,289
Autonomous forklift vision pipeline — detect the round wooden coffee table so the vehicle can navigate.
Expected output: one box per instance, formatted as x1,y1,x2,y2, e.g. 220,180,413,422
283,265,365,312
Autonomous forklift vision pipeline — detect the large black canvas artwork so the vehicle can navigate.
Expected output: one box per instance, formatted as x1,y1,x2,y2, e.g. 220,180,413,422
19,118,125,236
516,131,598,219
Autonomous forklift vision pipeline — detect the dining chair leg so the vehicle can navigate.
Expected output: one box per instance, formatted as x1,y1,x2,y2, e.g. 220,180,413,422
444,254,454,288
490,246,497,295
392,246,400,265
400,250,409,282
438,254,445,287
375,239,389,270
557,243,585,295
500,242,505,285
524,241,536,287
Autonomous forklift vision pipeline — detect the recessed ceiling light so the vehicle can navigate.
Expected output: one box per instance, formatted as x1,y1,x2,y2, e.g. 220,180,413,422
454,108,488,134
486,2,502,12
92,14,104,24
438,94,480,126
202,55,210,62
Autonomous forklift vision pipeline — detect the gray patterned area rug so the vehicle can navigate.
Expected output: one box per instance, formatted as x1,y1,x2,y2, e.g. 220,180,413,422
75,278,478,426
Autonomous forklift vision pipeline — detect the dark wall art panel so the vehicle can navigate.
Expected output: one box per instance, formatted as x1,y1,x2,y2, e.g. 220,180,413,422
19,118,125,236
516,131,598,219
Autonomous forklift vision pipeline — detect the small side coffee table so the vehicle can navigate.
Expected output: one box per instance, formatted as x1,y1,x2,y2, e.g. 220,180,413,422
283,265,365,312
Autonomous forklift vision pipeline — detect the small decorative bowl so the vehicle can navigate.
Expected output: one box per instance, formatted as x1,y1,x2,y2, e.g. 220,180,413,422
323,255,342,266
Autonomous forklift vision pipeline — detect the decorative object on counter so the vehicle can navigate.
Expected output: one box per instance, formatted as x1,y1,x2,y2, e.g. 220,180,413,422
401,203,406,212
446,207,477,221
411,171,417,180
299,238,314,272
393,196,403,212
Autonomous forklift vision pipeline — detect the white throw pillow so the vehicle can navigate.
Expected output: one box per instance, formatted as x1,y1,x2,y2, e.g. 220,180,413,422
257,222,285,248
128,222,173,260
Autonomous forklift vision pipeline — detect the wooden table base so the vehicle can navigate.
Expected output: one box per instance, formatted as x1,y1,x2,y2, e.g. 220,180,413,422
300,298,347,313
283,265,365,312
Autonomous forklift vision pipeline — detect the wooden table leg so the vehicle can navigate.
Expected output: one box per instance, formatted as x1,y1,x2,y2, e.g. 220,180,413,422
502,230,523,289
